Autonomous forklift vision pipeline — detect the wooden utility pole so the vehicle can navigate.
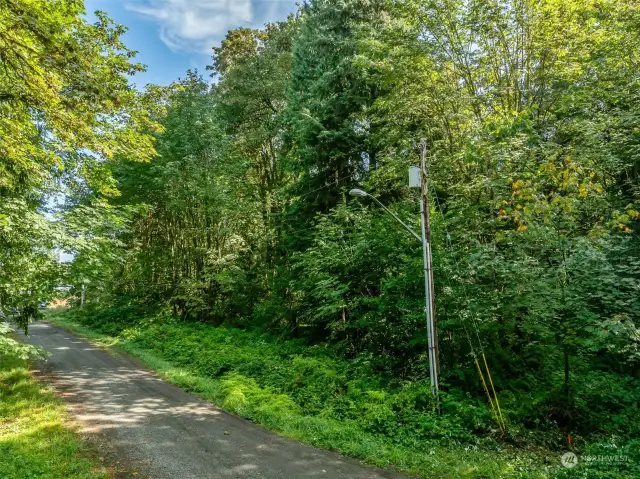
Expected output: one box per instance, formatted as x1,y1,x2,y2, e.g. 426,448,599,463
420,140,440,380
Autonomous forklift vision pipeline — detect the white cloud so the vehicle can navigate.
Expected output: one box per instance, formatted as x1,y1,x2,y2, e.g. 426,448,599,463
127,0,254,53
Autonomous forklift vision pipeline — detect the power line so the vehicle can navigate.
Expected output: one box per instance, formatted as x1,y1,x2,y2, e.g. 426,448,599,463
429,176,485,355
296,173,356,200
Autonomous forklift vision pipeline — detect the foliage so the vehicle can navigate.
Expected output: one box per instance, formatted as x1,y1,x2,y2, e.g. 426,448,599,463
0,323,44,360
0,0,157,195
0,0,158,350
0,199,60,330
2,0,640,472
49,309,563,478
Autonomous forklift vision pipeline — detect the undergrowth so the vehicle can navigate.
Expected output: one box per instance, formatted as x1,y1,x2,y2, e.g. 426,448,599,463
46,307,640,478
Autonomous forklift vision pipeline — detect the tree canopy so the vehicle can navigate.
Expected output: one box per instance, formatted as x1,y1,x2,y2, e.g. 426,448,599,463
1,0,159,332
2,0,639,467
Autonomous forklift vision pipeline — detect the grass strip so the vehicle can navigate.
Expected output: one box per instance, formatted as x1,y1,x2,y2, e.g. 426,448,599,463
0,355,108,479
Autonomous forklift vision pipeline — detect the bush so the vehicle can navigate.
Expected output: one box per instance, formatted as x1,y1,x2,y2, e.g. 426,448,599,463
48,309,563,478
49,306,640,477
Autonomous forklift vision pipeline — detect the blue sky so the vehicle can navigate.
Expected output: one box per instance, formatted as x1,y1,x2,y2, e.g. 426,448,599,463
84,0,299,87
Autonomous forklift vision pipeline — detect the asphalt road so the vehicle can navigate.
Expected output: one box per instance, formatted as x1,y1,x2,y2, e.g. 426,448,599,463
19,321,404,479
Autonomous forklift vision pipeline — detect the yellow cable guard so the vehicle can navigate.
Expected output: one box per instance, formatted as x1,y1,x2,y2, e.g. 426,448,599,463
474,355,504,433
482,353,507,432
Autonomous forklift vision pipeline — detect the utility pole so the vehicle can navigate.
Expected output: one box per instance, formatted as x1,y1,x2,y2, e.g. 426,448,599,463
419,140,440,395
352,149,440,399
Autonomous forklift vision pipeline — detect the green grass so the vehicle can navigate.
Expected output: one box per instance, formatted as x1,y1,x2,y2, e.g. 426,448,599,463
0,355,108,479
46,309,566,478
46,309,640,479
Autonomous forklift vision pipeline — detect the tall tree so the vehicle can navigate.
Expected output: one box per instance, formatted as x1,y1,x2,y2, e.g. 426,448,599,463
0,0,158,330
210,18,297,271
287,0,386,218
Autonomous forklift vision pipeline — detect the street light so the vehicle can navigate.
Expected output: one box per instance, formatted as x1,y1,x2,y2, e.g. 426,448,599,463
349,174,439,400
348,188,368,198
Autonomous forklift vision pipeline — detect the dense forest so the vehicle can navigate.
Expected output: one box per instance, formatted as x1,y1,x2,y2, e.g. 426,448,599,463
2,0,640,477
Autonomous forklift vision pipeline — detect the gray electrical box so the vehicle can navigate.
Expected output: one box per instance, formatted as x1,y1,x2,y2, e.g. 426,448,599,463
409,166,421,189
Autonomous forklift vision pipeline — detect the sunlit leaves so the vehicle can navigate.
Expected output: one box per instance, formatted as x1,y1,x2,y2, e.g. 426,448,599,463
0,1,159,347
0,1,158,195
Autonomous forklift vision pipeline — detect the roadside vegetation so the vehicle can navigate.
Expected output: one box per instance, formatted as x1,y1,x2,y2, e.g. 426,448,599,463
48,308,639,478
0,354,107,478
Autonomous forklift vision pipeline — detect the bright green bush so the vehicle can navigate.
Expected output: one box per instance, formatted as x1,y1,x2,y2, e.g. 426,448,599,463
66,308,487,444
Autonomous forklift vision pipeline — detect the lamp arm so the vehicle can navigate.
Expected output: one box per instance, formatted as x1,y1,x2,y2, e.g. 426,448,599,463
368,195,423,244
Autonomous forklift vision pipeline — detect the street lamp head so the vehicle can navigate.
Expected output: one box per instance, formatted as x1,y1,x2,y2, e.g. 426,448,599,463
349,188,368,198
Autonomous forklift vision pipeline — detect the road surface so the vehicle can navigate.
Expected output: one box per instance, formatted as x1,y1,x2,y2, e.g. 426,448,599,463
20,321,404,479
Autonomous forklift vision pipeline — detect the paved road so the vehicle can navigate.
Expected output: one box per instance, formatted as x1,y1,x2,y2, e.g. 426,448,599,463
20,322,404,479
